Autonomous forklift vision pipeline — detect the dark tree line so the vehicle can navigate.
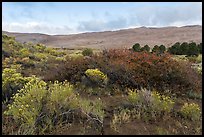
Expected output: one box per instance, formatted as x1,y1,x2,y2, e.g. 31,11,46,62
167,42,202,56
132,42,202,56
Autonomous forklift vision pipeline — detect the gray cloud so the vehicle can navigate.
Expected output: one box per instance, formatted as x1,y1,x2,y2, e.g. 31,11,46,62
3,2,202,35
77,3,201,33
128,2,202,27
77,17,128,32
2,22,75,35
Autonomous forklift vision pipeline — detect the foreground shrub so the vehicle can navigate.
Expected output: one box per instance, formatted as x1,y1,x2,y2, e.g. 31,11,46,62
128,88,175,118
179,103,201,121
4,79,105,134
111,108,131,132
4,78,48,134
47,80,79,114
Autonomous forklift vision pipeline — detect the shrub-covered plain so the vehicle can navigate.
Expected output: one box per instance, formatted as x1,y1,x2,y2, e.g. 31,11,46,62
2,34,202,135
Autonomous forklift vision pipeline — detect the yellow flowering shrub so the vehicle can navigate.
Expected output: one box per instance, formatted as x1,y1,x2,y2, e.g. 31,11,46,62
47,80,79,113
128,88,175,116
19,48,30,58
85,68,108,85
180,103,201,121
151,91,175,113
4,77,47,129
128,89,143,104
2,67,32,101
4,79,105,134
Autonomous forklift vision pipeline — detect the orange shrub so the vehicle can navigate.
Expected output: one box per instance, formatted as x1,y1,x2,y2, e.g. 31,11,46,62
93,49,201,95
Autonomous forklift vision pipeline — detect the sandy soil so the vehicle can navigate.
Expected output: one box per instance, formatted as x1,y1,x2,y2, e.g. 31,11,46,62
3,25,202,49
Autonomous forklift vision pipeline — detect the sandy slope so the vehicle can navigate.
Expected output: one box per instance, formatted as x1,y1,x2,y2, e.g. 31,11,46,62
2,25,202,49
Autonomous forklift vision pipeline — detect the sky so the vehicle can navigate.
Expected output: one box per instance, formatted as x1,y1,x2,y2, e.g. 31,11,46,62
2,2,202,35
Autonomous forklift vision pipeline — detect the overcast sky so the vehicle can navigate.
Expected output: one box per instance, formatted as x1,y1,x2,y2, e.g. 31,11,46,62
2,2,202,35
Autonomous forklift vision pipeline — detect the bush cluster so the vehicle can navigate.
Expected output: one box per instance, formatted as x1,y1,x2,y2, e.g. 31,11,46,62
128,88,175,116
43,57,90,83
2,67,38,102
179,103,201,121
4,79,104,134
168,42,201,56
85,68,108,86
82,48,93,56
45,49,201,95
132,43,166,54
93,49,201,95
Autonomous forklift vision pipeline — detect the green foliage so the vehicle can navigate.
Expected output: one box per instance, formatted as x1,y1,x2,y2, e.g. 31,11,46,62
140,45,150,52
168,42,181,55
79,98,104,122
128,88,175,116
152,45,160,53
180,42,189,55
186,91,202,100
168,42,200,56
47,80,79,113
34,53,48,60
34,44,46,53
198,43,202,54
159,45,166,53
82,48,93,56
187,42,199,56
179,103,201,121
132,43,141,52
19,48,30,58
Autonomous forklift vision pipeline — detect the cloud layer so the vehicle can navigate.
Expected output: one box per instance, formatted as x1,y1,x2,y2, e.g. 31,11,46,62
2,2,202,35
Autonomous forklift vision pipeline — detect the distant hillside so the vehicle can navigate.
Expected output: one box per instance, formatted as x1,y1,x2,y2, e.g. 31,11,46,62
2,25,202,49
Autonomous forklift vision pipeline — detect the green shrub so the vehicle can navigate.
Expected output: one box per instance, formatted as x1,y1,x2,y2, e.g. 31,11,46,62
159,45,166,54
79,98,104,122
179,103,201,121
140,45,150,52
132,43,141,52
47,80,79,113
168,42,181,55
152,45,160,53
128,88,175,116
187,42,199,56
198,43,202,54
82,48,93,56
34,44,46,53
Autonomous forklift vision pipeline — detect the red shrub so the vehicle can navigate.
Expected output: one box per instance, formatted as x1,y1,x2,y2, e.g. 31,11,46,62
43,57,91,83
93,49,201,95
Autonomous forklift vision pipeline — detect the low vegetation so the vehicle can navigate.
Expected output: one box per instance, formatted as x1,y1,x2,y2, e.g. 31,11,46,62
2,34,202,135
